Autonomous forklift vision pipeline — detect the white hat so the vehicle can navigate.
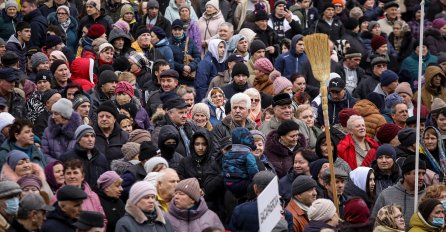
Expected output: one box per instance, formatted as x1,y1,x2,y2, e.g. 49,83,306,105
0,112,14,133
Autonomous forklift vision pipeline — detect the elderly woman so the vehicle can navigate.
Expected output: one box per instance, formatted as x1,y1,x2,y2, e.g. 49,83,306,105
374,204,406,232
344,167,376,209
178,4,202,52
44,161,65,194
205,87,226,126
251,130,275,172
165,0,198,23
0,119,47,168
420,126,446,182
253,58,276,96
191,103,213,131
47,6,79,53
97,171,125,232
244,88,262,127
338,115,379,170
197,0,225,50
17,174,47,201
165,178,224,231
409,199,444,232
42,98,82,162
296,104,321,149
372,144,401,197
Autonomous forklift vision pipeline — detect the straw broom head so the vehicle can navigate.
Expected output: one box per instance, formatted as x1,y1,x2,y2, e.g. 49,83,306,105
303,34,331,83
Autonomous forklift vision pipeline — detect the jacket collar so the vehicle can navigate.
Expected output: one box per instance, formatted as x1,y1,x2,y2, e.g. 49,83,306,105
125,202,166,224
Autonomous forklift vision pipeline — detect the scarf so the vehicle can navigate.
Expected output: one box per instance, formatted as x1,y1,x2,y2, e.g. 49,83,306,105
353,137,369,166
421,127,446,181
59,18,71,32
294,198,310,213
248,102,261,127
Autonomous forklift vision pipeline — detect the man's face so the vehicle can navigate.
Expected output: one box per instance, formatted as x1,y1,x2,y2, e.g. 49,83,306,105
233,74,248,86
0,79,15,93
231,101,249,124
46,93,61,110
384,81,398,93
344,57,361,69
113,38,125,50
274,104,292,121
20,2,35,16
76,102,91,118
102,81,117,95
300,0,311,8
386,6,398,19
432,74,442,87
376,44,388,55
155,65,170,83
98,111,116,130
329,89,346,102
373,63,387,76
323,7,335,19
0,45,6,56
218,42,225,58
179,8,189,20
18,29,31,42
404,170,426,190
218,25,232,41
160,77,178,92
252,49,265,61
78,132,95,150
137,33,151,48
65,87,78,101
237,39,248,53
60,200,83,219
255,20,268,30
326,178,346,195
295,40,304,54
371,25,381,36
148,7,159,18
437,114,446,131
172,28,184,38
275,4,286,17
296,187,317,206
392,103,408,124
158,171,180,200
167,108,187,126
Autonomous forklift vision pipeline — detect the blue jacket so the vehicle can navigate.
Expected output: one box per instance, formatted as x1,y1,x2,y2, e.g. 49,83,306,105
274,34,308,78
154,38,175,69
230,200,259,231
222,144,259,182
317,90,357,125
195,52,226,101
6,35,27,72
168,35,201,86
47,13,79,54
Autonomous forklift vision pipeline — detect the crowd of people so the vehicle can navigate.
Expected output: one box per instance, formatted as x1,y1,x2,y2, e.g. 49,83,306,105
0,0,446,230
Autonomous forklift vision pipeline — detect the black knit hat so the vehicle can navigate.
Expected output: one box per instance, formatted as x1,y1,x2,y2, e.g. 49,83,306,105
250,40,266,56
135,27,151,39
140,141,159,161
35,70,53,83
98,70,118,86
41,89,59,104
97,100,119,118
113,56,131,72
254,10,269,22
344,17,359,31
292,175,317,195
1,51,18,67
419,199,441,222
398,128,417,147
231,62,250,78
401,155,426,174
277,120,300,136
50,59,67,75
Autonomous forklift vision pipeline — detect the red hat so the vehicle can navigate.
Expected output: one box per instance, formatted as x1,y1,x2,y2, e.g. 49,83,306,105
344,198,370,224
87,24,106,39
338,108,359,127
332,0,344,5
376,123,400,144
371,35,387,51
115,81,134,98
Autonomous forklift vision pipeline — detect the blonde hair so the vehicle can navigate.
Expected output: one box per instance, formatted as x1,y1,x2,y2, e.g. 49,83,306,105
421,184,446,202
295,104,313,118
118,72,136,83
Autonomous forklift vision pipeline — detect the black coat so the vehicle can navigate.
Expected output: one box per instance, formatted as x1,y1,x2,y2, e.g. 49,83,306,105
33,110,50,138
138,13,172,37
93,122,129,162
78,14,113,36
389,31,414,62
98,190,125,232
309,17,344,41
5,37,27,72
121,163,146,202
23,9,47,48
41,203,77,232
253,25,279,60
343,30,367,59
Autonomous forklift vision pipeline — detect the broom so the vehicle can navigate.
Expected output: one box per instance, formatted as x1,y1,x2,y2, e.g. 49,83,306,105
303,34,339,214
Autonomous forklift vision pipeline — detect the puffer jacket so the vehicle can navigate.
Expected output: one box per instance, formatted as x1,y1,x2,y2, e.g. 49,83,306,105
309,16,344,41
23,9,47,48
115,202,173,232
409,212,442,232
165,198,224,231
197,11,225,43
424,27,446,55
274,34,308,78
414,66,446,111
0,9,19,41
93,122,129,162
42,112,82,162
337,134,379,169
47,12,79,53
164,0,198,23
353,99,387,138
222,144,259,182
0,139,47,169
70,57,96,91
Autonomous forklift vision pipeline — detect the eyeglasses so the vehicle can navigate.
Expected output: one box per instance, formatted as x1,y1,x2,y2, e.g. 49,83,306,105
251,98,260,103
334,4,343,8
57,12,68,15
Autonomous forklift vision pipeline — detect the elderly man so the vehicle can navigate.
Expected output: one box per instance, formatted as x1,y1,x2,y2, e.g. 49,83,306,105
42,185,88,231
146,69,179,116
131,27,164,61
10,193,54,231
287,175,318,232
0,181,22,231
391,102,409,128
260,93,311,146
0,68,26,118
353,56,389,99
377,1,407,35
156,168,180,212
342,48,366,94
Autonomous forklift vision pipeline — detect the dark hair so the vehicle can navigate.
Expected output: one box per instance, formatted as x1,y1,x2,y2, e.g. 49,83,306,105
152,59,169,76
20,0,37,6
47,25,67,43
64,159,84,174
1,51,19,67
9,119,33,143
290,73,305,83
62,82,83,98
438,108,446,118
365,169,375,199
295,148,319,163
15,22,31,33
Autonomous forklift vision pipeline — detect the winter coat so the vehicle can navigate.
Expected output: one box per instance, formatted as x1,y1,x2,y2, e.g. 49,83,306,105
304,220,338,232
197,11,225,43
253,25,280,60
105,3,130,23
353,99,387,138
211,114,256,152
80,182,106,216
268,13,302,42
0,9,19,41
372,161,401,197
353,73,380,99
115,202,174,232
286,198,309,232
42,112,82,162
25,91,45,124
202,151,227,222
108,28,132,59
317,90,357,125
165,198,224,232
343,29,367,59
372,181,425,227
229,200,259,231
145,89,162,117
93,122,129,162
424,27,446,56
337,134,379,169
409,212,442,232
164,0,198,23
137,13,172,38
264,130,306,178
59,143,109,190
185,20,202,53
409,19,432,40
47,13,78,53
259,116,312,147
39,2,78,18
220,82,250,101
344,178,375,209
253,74,274,96
34,110,50,138
154,38,175,69
309,17,344,41
121,163,146,202
70,57,96,91
23,9,47,48
169,34,201,86
234,0,271,31
414,66,446,111
131,41,165,63
274,35,308,78
203,92,226,126
41,203,77,232
98,190,125,232
78,13,113,36
400,51,438,84
89,86,111,116
6,35,27,72
279,169,299,203
388,31,414,62
177,129,213,185
0,139,47,169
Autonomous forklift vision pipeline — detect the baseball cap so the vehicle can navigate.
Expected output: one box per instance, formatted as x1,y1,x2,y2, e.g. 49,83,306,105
19,193,54,212
328,78,346,91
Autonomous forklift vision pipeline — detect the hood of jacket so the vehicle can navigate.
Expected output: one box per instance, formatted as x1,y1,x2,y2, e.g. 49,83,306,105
232,127,256,150
425,27,443,40
125,201,166,224
424,65,446,94
158,124,180,147
47,111,82,139
70,58,95,84
167,197,209,221
349,166,372,192
168,0,192,10
207,38,227,63
409,212,440,231
353,99,380,117
7,34,24,49
108,28,132,46
201,9,223,21
189,128,213,159
315,132,338,160
289,34,304,56
155,38,170,48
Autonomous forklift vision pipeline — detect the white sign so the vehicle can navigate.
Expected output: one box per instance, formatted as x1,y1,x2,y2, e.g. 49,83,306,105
257,176,282,232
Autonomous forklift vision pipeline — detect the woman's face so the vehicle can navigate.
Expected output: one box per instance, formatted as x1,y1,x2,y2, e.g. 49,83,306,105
253,140,264,157
6,7,17,17
282,87,293,95
320,139,328,157
53,163,65,185
377,155,394,171
428,204,445,226
218,42,225,58
15,126,34,147
211,91,224,107
249,94,260,109
52,111,68,125
115,92,132,105
441,25,446,37
64,167,84,187
104,179,123,199
123,12,134,22
280,130,299,148
360,21,369,32
368,172,375,194
205,5,217,15
393,207,405,230
174,191,195,209
179,8,190,20
54,64,70,83
194,136,207,156
293,152,310,175
57,9,69,22
424,132,438,151
120,119,133,134
100,48,114,62
364,0,374,8
393,24,401,36
293,77,306,93
193,113,208,128
317,163,330,185
21,185,40,197
182,93,195,112
15,159,32,177
298,109,314,127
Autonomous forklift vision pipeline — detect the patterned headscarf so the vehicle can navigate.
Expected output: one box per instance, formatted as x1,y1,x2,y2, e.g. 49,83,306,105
374,204,405,232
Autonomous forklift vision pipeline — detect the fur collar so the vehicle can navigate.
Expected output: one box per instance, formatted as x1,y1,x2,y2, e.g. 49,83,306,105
47,112,82,139
125,202,166,225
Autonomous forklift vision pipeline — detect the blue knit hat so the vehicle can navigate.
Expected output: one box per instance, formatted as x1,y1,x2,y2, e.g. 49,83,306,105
232,127,256,151
7,150,29,170
385,93,404,109
375,144,396,160
150,26,166,40
380,70,399,86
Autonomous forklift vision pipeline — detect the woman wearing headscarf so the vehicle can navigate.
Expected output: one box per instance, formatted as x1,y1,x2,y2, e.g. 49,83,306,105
344,167,376,209
373,204,406,232
414,65,446,111
244,88,262,127
420,126,446,182
204,87,226,126
44,160,65,194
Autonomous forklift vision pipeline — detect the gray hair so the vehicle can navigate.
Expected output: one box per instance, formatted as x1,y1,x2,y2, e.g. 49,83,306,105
219,22,234,32
346,115,364,130
244,88,260,99
230,93,251,109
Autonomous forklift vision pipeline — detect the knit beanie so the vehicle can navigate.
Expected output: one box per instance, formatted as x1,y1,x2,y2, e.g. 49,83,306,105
277,120,300,136
135,28,151,39
50,59,67,75
98,70,118,87
139,141,159,161
322,2,335,11
376,144,396,160
115,81,134,98
401,155,426,174
250,40,266,56
86,0,101,11
1,51,18,67
128,129,152,144
98,43,114,53
120,4,134,18
87,24,106,39
368,21,379,32
254,58,274,74
433,18,446,30
250,130,266,143
292,175,317,195
385,93,404,109
419,199,442,222
0,112,14,133
205,0,219,11
398,128,416,147
75,125,95,142
380,70,399,86
431,98,446,112
17,174,42,190
57,5,70,16
31,52,49,70
395,82,413,97
310,158,329,180
371,36,387,51
272,76,293,95
5,0,18,10
97,171,121,190
147,0,159,8
254,10,269,21
308,199,337,222
92,38,108,52
52,98,73,119
175,178,202,202
344,198,370,224
122,142,141,161
72,94,91,110
231,62,250,78
0,181,21,198
344,17,359,30
144,157,169,173
129,181,157,204
41,89,59,104
151,26,166,40
366,92,385,110
7,150,29,171
192,103,210,119
376,124,401,144
45,35,63,49
338,108,359,127
274,0,286,8
113,57,131,72
97,100,119,119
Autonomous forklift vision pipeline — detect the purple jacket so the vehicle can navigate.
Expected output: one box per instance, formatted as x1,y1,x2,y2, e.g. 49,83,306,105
165,197,224,232
187,20,202,53
42,112,82,163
